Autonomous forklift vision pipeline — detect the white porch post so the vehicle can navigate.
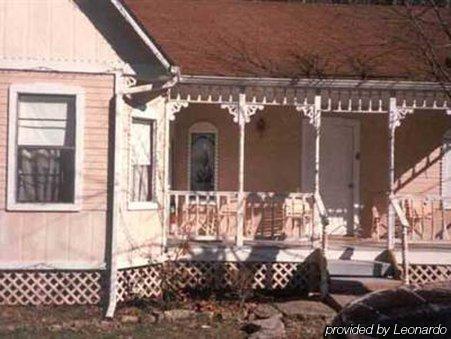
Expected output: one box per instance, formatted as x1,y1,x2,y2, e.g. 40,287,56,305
164,99,189,246
237,93,246,247
388,97,414,251
313,95,324,248
296,95,322,245
222,94,263,247
162,101,171,250
387,97,397,250
314,95,322,200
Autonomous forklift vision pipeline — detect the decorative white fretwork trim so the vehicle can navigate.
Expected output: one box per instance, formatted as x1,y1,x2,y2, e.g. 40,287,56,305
220,103,264,125
220,103,238,121
124,75,138,88
390,106,414,129
296,104,320,128
167,101,189,121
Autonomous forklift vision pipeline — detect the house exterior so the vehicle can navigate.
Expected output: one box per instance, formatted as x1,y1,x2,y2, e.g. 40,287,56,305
0,0,449,314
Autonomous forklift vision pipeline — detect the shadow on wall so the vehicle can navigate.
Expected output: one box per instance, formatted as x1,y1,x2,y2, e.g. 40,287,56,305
395,113,450,194
372,112,451,240
73,0,169,79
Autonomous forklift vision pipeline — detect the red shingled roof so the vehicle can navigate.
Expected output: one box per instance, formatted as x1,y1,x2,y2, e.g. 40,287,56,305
123,0,446,80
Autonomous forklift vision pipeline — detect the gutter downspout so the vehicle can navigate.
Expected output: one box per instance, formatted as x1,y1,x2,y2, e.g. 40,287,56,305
106,71,124,318
105,73,179,318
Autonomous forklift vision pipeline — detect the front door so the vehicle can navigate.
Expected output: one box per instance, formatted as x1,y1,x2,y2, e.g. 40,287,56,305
189,132,216,191
302,117,360,235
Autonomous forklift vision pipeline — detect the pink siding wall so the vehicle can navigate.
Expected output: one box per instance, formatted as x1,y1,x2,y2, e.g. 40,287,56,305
0,70,113,266
172,104,302,192
395,114,450,195
116,97,166,268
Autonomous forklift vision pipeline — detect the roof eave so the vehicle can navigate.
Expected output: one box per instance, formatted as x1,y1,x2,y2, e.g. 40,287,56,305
179,74,450,92
109,0,177,74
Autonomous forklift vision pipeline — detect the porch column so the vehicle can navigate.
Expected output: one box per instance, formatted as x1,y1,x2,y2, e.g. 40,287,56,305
313,95,322,200
164,99,189,248
387,97,396,250
296,95,322,245
222,94,263,247
237,93,246,247
162,100,171,250
313,95,325,249
387,97,413,250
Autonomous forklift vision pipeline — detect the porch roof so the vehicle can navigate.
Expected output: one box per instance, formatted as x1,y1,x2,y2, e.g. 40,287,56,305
122,0,446,81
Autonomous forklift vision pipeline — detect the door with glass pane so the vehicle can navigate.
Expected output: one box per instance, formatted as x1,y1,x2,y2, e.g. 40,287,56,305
189,133,216,191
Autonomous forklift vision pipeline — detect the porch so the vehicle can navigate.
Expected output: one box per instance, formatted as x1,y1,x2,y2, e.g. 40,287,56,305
164,77,450,252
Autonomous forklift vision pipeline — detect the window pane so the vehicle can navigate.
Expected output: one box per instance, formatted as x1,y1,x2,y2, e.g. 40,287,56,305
16,147,75,203
190,133,215,191
131,164,152,202
131,118,153,202
18,94,75,147
15,94,76,204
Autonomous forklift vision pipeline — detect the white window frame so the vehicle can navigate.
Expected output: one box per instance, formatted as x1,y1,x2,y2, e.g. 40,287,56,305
188,121,219,191
7,83,85,211
442,129,451,209
128,104,158,210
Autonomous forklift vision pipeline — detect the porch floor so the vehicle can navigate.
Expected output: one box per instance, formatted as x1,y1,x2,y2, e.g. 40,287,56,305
166,236,451,263
167,236,451,250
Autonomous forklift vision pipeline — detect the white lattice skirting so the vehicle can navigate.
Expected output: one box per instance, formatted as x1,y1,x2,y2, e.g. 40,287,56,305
406,264,451,285
0,270,103,306
117,265,162,302
164,261,311,292
114,261,313,303
0,261,315,306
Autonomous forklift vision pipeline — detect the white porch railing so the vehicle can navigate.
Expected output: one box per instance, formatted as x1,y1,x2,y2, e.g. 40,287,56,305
243,192,314,241
372,194,450,242
314,191,330,252
390,197,410,284
168,191,316,242
169,191,238,240
395,195,450,242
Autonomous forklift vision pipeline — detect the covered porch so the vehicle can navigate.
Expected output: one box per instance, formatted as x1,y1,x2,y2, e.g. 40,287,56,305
163,76,451,252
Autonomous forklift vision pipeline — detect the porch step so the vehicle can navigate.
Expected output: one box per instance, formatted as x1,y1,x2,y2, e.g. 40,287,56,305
327,259,391,277
327,277,402,311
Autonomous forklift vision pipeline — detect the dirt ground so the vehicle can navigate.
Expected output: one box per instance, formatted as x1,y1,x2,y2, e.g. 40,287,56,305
0,297,336,338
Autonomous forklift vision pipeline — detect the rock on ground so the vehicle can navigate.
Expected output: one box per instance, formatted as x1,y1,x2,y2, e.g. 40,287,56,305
163,309,196,321
244,314,286,339
120,315,140,324
253,304,281,319
275,300,336,321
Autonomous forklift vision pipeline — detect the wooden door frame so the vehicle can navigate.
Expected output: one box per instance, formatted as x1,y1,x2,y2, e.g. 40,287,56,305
301,117,361,235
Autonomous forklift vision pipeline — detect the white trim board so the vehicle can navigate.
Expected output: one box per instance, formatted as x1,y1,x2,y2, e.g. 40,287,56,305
109,0,173,72
179,74,451,92
0,58,134,75
0,261,105,270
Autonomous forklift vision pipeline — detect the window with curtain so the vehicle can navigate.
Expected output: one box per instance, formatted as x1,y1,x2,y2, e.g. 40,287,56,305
131,118,154,202
16,94,76,203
